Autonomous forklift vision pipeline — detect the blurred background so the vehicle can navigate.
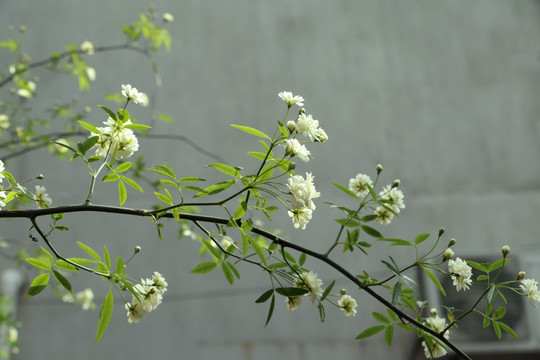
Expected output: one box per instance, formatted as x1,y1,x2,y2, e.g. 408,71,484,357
1,0,540,359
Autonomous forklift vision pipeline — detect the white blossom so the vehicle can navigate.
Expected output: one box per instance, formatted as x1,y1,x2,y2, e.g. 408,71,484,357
63,288,95,310
0,114,10,129
284,138,311,162
0,160,5,182
338,294,357,317
121,84,145,104
0,191,6,209
442,248,454,261
296,271,323,303
151,271,168,294
91,118,139,160
375,206,394,225
135,279,163,312
163,13,175,23
286,296,302,311
278,91,304,107
313,127,328,142
126,300,147,324
8,327,18,344
379,184,405,213
86,67,96,81
296,113,321,142
288,206,313,230
287,172,320,211
520,278,540,307
126,272,167,323
80,41,94,55
448,257,473,291
34,185,52,208
421,313,449,359
348,173,373,197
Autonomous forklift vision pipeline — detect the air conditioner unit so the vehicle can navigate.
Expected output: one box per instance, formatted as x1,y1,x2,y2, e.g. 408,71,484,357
424,252,540,354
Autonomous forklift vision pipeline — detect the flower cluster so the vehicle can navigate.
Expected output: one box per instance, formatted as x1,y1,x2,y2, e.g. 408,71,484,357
295,271,323,303
421,310,450,359
287,173,320,229
520,278,540,307
448,257,473,291
91,117,139,160
125,272,167,324
62,288,95,310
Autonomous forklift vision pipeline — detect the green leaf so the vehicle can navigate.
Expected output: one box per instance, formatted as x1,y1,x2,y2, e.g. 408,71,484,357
179,177,205,182
118,181,127,205
54,259,78,272
387,309,398,322
414,233,430,245
103,246,111,270
116,256,125,274
27,273,50,297
378,238,411,246
52,270,72,292
391,281,402,306
207,163,242,177
367,183,377,201
158,113,173,123
234,201,247,219
124,123,151,130
372,312,391,324
423,267,446,296
320,280,335,302
98,105,117,120
277,120,289,138
361,225,383,238
275,287,309,297
483,315,491,328
255,289,274,303
384,325,394,346
194,179,236,197
78,136,99,155
488,258,511,273
221,262,234,285
492,320,502,339
299,253,306,266
26,258,52,270
264,295,275,327
230,124,271,139
120,175,143,192
77,242,101,262
498,322,518,340
226,261,240,279
356,325,386,339
332,182,359,199
95,290,114,343
67,257,97,266
493,306,506,320
115,162,132,173
155,191,172,204
78,120,100,134
467,260,487,272
102,173,120,182
191,262,218,274
241,232,250,257
247,234,266,266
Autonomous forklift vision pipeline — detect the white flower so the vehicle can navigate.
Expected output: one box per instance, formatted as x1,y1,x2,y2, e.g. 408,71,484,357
348,173,373,197
520,278,540,307
34,185,52,208
288,206,313,230
126,300,147,324
0,160,5,183
86,67,96,81
91,118,139,159
379,185,405,213
286,296,302,311
17,81,36,98
151,272,168,294
0,114,9,129
0,191,6,209
287,172,320,211
313,127,328,142
284,138,311,162
421,313,449,359
8,327,18,343
296,271,323,303
278,91,304,107
448,257,473,291
296,113,320,142
75,288,95,310
163,13,175,23
135,280,163,312
374,206,394,225
338,294,357,317
121,84,145,104
80,41,94,55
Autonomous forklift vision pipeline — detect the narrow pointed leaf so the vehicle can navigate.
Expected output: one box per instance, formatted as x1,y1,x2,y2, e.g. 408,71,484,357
356,325,385,339
27,273,50,297
230,124,270,140
95,290,114,343
53,270,72,292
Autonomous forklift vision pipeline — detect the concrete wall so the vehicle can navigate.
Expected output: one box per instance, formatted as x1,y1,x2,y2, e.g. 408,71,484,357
1,0,540,359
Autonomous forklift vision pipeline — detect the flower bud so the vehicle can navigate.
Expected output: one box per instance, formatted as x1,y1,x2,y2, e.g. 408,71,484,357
286,120,296,133
376,164,383,174
19,26,26,33
517,271,526,280
8,25,14,32
287,163,296,171
448,238,456,247
502,245,510,257
298,108,306,115
36,174,44,180
430,308,438,317
134,246,141,254
392,179,400,188
163,13,175,23
340,289,347,296
442,248,454,261
439,227,445,237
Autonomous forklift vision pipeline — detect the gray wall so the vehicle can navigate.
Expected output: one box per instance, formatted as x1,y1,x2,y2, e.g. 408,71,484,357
2,0,540,359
